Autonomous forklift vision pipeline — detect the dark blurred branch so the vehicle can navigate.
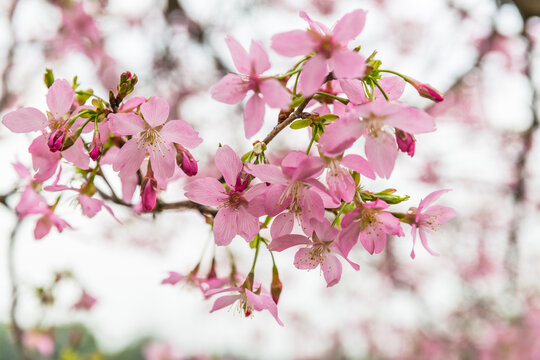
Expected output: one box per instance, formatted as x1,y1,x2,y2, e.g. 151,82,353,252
0,0,19,112
512,0,540,21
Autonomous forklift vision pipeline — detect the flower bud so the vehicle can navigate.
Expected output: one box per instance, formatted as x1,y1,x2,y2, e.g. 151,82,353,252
175,144,198,176
88,131,103,161
406,77,444,102
140,176,157,212
47,129,65,152
271,265,282,304
395,129,415,157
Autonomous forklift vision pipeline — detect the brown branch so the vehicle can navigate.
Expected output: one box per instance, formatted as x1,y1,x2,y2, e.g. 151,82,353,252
262,96,313,146
0,0,19,112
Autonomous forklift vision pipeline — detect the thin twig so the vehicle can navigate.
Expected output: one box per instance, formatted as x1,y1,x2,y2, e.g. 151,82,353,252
262,96,313,146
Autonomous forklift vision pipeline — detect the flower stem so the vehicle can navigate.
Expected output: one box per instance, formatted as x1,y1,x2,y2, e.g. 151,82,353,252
316,91,349,105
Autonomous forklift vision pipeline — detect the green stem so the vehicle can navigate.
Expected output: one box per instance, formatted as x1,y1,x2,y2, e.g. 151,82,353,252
374,81,389,101
75,90,109,105
316,91,349,105
277,68,301,80
306,130,316,155
331,202,348,226
293,72,300,95
249,235,261,274
378,69,409,82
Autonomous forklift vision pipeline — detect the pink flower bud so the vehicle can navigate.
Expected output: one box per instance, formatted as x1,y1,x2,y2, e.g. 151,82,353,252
141,177,157,212
88,131,103,161
395,129,415,157
407,77,444,102
175,144,198,176
47,128,65,152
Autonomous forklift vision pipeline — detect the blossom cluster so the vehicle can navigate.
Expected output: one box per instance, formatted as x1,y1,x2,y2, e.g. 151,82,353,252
3,9,455,325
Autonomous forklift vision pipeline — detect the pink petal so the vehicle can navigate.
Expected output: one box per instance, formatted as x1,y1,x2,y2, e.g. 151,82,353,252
141,96,169,128
364,132,397,179
215,145,242,187
319,116,363,157
332,9,367,43
419,189,452,210
298,55,328,96
161,271,185,285
119,96,146,112
213,207,238,246
291,156,325,181
376,76,405,101
34,215,53,239
2,107,47,133
113,138,145,176
330,49,366,79
311,218,338,243
271,30,316,57
245,164,288,184
249,40,271,74
338,216,361,257
210,74,249,104
294,247,320,270
269,234,311,252
270,212,295,239
47,79,74,118
62,138,90,169
410,224,418,259
340,79,367,104
341,154,376,180
210,294,241,312
225,35,250,74
419,228,439,256
120,172,138,203
160,120,202,148
237,206,260,242
184,178,227,206
78,194,102,218
243,94,265,138
29,136,59,182
108,112,145,136
385,105,436,134
264,184,289,216
321,254,342,287
244,290,284,326
259,79,290,109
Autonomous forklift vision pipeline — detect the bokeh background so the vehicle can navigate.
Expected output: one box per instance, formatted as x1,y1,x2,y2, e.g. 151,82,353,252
1,0,540,359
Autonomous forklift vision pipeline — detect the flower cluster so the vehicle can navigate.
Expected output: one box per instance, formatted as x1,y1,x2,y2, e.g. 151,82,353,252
3,9,455,325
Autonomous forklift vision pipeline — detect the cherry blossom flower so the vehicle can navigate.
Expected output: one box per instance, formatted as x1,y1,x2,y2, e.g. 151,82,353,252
108,96,202,186
185,145,263,245
246,151,326,237
272,10,367,95
205,285,283,326
319,101,435,178
409,189,456,259
211,36,290,138
269,218,359,287
339,199,403,256
22,331,54,357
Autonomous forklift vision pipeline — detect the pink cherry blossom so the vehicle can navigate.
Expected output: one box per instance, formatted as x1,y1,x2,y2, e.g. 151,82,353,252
185,145,263,245
319,101,436,178
409,189,456,259
205,285,283,326
246,151,326,236
272,10,367,95
269,218,359,287
22,331,54,357
72,290,97,310
211,36,290,138
339,199,403,256
108,96,202,186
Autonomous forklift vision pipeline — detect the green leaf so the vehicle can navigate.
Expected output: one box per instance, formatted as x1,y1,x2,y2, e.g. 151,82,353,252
44,68,54,88
290,96,305,108
319,114,339,122
290,119,311,129
241,151,253,163
373,191,410,205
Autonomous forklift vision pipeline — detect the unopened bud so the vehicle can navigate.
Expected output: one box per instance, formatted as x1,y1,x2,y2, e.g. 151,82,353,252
140,176,157,212
395,129,415,157
406,77,444,102
175,144,198,176
88,130,103,161
271,265,282,304
47,128,65,152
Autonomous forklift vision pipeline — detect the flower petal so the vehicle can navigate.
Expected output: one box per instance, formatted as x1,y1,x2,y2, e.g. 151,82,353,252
213,207,238,246
243,94,265,138
215,145,242,187
259,79,290,109
245,163,288,184
332,9,367,43
330,49,366,79
2,107,47,133
107,112,144,136
298,54,328,96
249,40,270,74
269,234,311,252
321,254,342,287
160,120,202,148
47,79,74,118
270,212,295,239
210,294,241,312
365,131,397,179
341,154,376,180
225,35,250,74
210,74,249,104
184,177,227,206
141,96,169,128
271,30,316,57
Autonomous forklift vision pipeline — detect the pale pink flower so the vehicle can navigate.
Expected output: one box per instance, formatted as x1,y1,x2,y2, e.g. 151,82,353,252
108,96,202,186
272,10,367,95
269,218,359,287
322,152,375,202
22,330,54,357
340,75,405,105
185,145,263,245
211,36,290,138
319,101,435,178
245,151,326,237
205,285,284,326
338,199,403,256
72,290,97,311
409,189,456,259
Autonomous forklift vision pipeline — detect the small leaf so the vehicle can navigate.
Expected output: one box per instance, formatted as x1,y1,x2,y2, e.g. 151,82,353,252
319,114,339,122
290,119,311,129
241,151,253,163
290,96,305,108
44,68,54,88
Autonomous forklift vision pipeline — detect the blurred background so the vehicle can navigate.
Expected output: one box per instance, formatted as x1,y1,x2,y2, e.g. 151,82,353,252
1,0,540,358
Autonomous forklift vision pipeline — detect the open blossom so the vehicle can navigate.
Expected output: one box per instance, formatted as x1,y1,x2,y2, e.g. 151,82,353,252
339,199,403,256
272,10,367,95
409,189,456,259
319,101,436,178
269,218,359,287
211,36,290,138
205,285,284,326
246,151,326,237
185,145,263,245
108,96,202,186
